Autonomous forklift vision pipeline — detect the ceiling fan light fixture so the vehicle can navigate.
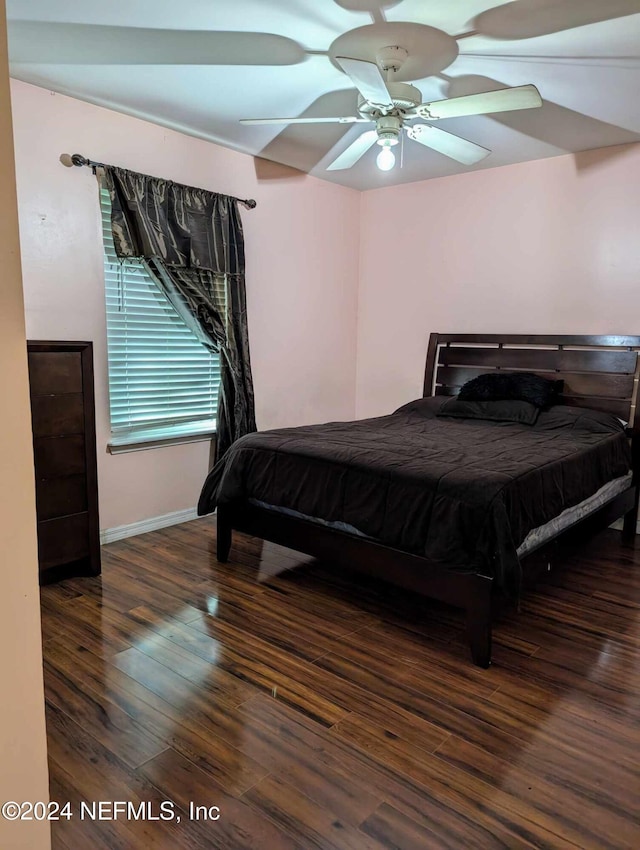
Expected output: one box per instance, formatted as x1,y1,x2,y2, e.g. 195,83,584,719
376,144,396,172
239,44,543,176
376,134,399,146
375,115,400,171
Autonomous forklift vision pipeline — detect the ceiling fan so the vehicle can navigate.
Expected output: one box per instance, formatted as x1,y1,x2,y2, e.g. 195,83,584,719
240,46,542,172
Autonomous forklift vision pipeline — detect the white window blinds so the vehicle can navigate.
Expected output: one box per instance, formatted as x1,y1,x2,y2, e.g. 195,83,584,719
101,189,222,445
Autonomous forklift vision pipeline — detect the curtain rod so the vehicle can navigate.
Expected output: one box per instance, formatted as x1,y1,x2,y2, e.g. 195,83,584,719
61,153,257,210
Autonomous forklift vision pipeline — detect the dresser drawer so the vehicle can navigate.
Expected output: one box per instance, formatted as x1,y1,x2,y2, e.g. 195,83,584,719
28,351,83,395
34,435,86,478
31,393,85,437
37,512,90,570
36,475,88,521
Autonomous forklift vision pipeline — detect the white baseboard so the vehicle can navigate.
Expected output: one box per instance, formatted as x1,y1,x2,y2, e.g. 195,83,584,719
100,507,201,544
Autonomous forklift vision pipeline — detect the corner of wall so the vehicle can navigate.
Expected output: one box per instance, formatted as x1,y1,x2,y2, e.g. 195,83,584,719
354,186,366,420
0,3,51,848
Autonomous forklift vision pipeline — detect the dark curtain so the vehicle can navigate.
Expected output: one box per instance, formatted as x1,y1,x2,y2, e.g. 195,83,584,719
96,165,256,458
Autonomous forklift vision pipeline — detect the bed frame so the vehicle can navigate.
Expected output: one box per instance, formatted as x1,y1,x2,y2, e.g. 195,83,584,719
217,334,640,667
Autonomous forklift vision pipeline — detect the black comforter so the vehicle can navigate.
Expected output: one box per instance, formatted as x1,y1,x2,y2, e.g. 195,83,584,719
198,398,631,594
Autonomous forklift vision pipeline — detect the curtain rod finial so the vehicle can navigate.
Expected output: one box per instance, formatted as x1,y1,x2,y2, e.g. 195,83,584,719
243,199,257,209
60,153,90,167
61,152,98,170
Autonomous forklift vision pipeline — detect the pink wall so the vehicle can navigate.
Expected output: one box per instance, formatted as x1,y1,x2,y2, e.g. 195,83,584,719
11,79,360,531
356,143,640,418
12,76,640,530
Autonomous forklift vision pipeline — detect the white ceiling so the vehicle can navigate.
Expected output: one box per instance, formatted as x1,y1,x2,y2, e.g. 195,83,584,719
7,0,640,190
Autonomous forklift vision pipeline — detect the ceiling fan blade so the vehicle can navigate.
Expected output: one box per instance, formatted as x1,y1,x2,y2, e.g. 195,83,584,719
473,0,640,40
240,116,369,125
335,57,394,110
326,130,379,171
418,85,542,120
8,21,306,66
407,125,491,165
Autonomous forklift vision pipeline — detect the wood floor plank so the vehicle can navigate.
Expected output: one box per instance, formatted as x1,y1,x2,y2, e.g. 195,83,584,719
492,638,640,713
315,647,640,773
364,617,538,666
64,565,205,621
55,598,257,706
231,701,383,828
44,595,141,647
47,705,214,850
109,657,383,827
314,650,525,758
48,769,120,850
316,632,497,701
120,635,258,707
361,802,479,850
43,660,168,770
434,734,640,850
238,693,567,850
112,646,240,711
186,591,361,662
129,605,350,727
361,795,538,850
244,773,386,850
196,610,463,743
256,575,379,629
487,683,640,765
332,711,449,758
40,592,131,657
107,543,262,609
520,595,640,649
216,588,370,641
47,637,270,796
529,582,640,621
334,714,593,850
284,560,461,642
139,748,305,850
40,523,640,850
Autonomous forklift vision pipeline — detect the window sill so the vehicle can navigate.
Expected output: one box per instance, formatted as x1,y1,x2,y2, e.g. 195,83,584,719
108,425,216,455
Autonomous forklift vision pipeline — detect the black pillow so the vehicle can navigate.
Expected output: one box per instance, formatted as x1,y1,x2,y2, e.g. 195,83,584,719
393,396,447,417
437,398,540,425
535,405,626,434
457,372,563,408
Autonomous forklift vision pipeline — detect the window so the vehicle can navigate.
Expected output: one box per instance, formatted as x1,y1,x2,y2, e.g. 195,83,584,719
101,189,221,451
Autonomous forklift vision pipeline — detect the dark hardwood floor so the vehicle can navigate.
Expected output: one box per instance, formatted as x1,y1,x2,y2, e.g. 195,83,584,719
40,519,640,849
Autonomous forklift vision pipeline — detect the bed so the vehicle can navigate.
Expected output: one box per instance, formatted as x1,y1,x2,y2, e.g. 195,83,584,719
198,334,640,667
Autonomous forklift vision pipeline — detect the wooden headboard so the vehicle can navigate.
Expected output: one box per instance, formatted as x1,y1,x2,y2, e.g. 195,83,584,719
424,334,640,433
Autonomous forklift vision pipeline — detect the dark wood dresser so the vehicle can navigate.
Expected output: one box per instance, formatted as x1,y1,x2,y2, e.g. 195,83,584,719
28,341,101,583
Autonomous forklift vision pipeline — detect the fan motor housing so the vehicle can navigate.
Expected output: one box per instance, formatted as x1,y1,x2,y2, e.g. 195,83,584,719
376,115,401,145
358,81,422,117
